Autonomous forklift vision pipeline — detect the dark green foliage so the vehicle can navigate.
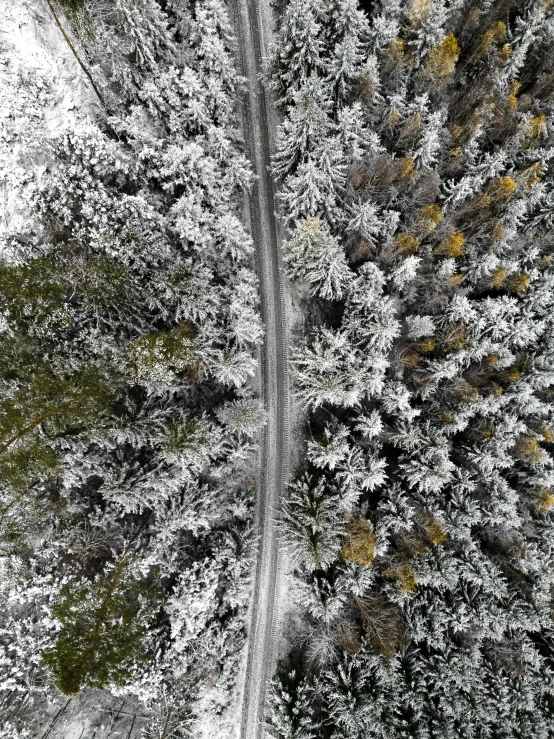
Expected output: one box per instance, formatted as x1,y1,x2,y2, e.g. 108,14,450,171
0,257,67,329
57,0,84,9
126,324,198,385
42,553,161,695
0,258,123,517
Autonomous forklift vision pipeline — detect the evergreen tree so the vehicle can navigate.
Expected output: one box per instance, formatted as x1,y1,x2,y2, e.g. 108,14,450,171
284,218,353,300
42,551,160,695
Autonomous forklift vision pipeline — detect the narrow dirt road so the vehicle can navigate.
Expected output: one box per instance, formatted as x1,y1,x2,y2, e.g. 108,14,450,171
229,0,289,738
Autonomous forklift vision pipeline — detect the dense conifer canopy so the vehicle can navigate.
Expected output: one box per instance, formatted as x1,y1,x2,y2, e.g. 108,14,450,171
268,0,554,736
0,0,261,734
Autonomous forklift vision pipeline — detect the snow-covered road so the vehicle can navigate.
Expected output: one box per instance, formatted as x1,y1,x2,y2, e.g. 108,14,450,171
229,0,290,737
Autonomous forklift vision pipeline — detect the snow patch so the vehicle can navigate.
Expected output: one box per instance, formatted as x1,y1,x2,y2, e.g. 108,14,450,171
0,0,94,240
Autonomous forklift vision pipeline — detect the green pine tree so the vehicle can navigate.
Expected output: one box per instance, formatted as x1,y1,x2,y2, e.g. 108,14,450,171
42,551,161,695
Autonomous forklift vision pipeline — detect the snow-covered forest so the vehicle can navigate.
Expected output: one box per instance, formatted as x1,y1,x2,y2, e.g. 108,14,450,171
268,0,554,736
3,0,554,736
0,1,262,736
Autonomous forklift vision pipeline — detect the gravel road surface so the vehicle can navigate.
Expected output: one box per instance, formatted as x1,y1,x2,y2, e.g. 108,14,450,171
228,0,290,737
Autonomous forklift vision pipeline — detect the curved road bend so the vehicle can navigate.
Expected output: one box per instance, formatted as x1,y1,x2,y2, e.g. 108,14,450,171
229,0,290,738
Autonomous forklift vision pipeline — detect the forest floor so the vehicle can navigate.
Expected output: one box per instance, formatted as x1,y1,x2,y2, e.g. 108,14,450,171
228,0,291,737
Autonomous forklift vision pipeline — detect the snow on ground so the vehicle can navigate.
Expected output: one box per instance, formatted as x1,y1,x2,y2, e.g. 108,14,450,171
0,0,94,243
